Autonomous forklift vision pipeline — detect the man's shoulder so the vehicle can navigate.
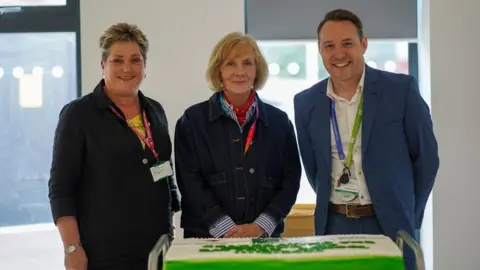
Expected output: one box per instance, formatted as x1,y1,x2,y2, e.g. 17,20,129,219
368,68,418,101
294,78,328,106
374,68,415,88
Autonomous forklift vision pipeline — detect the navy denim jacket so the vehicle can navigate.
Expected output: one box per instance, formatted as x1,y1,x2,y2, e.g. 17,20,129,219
174,92,301,238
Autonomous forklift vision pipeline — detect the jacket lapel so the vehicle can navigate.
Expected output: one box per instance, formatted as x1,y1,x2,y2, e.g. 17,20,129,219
361,66,381,156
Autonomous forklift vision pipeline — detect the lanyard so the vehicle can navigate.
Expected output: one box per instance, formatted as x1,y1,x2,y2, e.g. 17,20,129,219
109,106,159,161
330,94,363,169
244,105,259,155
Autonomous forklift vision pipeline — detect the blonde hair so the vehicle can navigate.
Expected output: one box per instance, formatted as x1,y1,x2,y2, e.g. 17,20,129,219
99,23,149,63
206,32,269,91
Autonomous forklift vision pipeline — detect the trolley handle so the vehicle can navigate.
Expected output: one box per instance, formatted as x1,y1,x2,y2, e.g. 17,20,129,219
148,234,170,270
396,230,425,270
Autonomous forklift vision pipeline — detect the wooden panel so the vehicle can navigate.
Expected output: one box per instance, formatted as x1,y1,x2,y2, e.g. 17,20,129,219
281,204,315,237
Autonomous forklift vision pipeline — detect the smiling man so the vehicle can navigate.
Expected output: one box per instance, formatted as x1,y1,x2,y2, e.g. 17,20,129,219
293,9,439,270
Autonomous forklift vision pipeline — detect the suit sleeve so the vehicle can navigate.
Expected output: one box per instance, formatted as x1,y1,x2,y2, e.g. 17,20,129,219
294,94,318,191
404,76,440,228
174,113,231,230
48,103,85,222
260,119,301,224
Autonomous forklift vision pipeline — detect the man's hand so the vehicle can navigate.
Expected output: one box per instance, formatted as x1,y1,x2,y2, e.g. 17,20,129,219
224,224,264,238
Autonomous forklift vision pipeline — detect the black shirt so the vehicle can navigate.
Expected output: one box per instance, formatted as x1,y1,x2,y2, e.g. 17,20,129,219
48,80,180,267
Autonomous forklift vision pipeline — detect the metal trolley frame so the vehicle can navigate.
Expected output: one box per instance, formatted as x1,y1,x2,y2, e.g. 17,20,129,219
148,230,425,270
396,230,425,270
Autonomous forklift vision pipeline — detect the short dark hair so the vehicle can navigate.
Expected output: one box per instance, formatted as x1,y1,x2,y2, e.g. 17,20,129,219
99,23,149,63
317,9,364,38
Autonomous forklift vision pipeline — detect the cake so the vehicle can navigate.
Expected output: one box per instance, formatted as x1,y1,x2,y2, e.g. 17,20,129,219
164,234,405,270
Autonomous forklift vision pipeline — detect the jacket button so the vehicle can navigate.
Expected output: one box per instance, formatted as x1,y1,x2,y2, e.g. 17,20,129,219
249,168,255,174
142,158,148,164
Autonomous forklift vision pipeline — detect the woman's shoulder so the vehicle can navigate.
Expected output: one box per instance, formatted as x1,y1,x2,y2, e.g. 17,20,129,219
180,99,211,121
260,101,291,126
59,94,95,119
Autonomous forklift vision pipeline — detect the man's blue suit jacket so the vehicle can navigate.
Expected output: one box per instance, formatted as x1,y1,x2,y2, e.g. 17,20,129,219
293,65,439,240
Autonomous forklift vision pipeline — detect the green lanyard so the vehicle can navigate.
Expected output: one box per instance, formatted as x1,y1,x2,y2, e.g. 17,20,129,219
330,94,363,169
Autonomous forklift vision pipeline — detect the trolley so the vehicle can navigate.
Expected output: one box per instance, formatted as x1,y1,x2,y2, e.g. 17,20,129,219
148,230,425,270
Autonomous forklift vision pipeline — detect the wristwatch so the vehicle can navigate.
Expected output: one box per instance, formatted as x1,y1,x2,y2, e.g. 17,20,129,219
64,243,82,254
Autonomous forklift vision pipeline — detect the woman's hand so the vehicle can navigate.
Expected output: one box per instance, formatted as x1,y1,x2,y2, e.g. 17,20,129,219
224,224,264,238
64,247,88,270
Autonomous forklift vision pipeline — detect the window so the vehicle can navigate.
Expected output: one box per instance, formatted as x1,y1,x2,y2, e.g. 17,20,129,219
0,0,80,227
0,0,66,7
257,40,413,204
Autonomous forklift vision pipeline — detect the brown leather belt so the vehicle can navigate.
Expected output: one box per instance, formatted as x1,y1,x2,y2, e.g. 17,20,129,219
329,203,375,218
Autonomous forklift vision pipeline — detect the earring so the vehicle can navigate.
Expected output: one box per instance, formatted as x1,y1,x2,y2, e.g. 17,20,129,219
144,74,147,78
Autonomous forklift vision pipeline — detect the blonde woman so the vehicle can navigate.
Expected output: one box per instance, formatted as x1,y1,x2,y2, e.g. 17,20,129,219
48,23,180,270
174,32,301,239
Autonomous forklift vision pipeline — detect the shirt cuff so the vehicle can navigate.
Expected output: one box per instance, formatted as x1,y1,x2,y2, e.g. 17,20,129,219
254,213,277,237
209,215,236,238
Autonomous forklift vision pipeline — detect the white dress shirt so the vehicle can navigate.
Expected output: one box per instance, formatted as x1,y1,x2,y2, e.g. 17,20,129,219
327,69,372,205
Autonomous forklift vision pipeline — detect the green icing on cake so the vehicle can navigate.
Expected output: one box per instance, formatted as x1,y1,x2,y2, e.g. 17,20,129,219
198,240,375,254
165,256,404,270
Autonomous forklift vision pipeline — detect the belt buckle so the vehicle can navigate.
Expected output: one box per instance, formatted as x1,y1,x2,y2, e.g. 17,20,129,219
345,204,359,218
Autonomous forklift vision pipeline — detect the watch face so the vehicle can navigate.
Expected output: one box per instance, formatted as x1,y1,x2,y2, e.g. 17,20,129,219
66,245,76,253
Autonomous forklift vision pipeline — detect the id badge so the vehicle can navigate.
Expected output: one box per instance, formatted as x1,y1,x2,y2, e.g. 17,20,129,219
335,177,359,202
150,161,174,182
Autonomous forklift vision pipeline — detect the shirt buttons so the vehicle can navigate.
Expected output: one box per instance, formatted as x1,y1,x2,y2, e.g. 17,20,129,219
142,158,148,164
249,168,255,174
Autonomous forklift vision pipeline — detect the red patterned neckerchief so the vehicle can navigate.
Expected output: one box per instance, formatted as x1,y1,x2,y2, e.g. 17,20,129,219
223,91,255,126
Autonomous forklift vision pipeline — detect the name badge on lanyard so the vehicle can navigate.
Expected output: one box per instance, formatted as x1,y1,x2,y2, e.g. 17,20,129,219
150,161,174,182
330,95,363,200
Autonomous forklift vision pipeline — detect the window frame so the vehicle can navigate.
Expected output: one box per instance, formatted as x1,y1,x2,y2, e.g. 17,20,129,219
0,0,82,96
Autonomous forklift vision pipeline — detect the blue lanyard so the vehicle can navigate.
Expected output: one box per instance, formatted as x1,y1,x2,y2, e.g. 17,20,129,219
330,95,364,169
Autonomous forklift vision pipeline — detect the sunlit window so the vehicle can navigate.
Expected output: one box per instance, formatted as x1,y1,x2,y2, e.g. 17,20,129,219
0,33,77,227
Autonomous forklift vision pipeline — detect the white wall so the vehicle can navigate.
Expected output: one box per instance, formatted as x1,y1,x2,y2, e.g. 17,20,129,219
0,1,245,269
418,0,480,269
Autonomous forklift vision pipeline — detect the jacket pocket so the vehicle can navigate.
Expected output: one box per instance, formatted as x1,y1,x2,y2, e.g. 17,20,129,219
205,172,227,185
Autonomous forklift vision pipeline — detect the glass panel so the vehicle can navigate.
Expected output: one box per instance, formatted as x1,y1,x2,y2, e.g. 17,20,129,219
0,32,77,227
258,41,410,204
260,42,307,80
0,0,66,7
